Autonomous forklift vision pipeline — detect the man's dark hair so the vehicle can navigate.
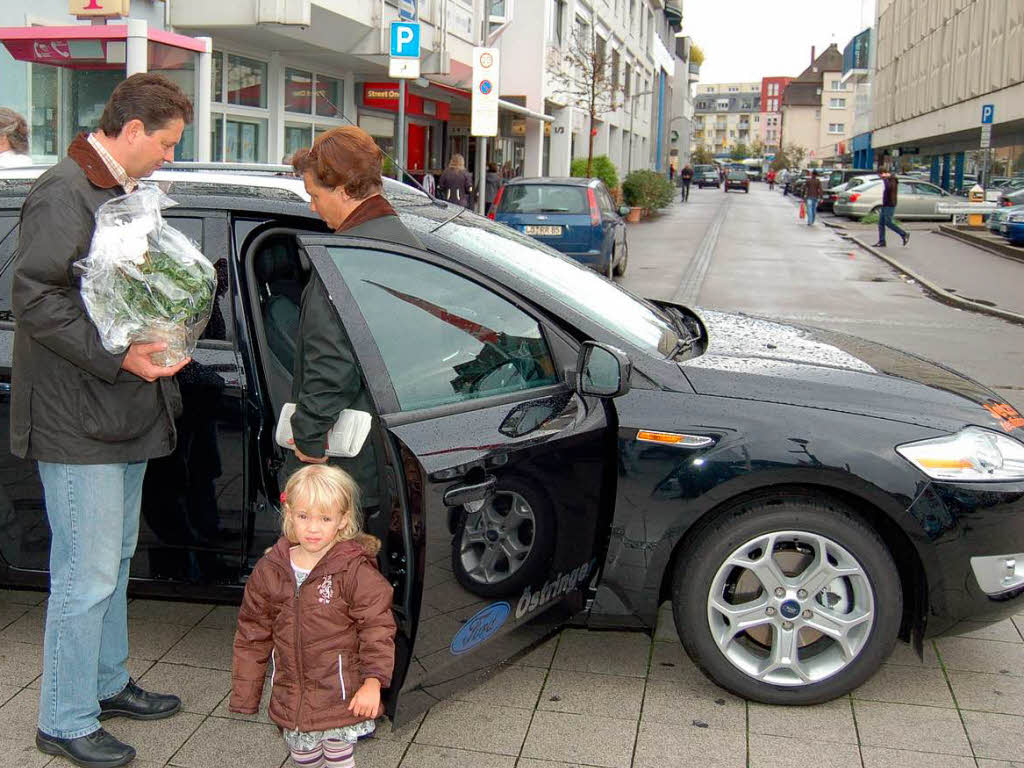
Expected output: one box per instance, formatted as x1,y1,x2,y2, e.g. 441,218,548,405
98,73,194,137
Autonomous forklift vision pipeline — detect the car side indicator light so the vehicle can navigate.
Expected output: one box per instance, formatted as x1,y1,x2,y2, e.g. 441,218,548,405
637,430,714,448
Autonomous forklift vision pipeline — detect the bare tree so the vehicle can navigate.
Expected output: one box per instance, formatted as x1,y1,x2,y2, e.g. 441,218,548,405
547,23,624,178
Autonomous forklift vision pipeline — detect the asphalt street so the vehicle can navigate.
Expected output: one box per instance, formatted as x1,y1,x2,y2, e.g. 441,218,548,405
620,182,1024,410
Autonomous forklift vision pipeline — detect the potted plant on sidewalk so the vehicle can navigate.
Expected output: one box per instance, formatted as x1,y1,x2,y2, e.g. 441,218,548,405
622,170,674,221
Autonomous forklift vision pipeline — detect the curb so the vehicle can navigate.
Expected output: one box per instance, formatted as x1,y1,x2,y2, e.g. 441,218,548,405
936,223,1024,264
845,235,1024,326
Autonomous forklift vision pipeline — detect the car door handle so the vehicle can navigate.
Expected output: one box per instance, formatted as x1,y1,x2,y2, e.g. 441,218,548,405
443,475,497,507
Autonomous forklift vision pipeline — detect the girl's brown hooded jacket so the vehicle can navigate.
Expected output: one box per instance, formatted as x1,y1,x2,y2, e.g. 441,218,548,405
229,535,396,732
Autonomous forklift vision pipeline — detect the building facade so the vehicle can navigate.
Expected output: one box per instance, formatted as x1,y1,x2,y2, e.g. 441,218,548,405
843,27,873,170
0,0,681,183
871,0,1024,189
759,76,789,154
692,82,761,157
780,44,853,166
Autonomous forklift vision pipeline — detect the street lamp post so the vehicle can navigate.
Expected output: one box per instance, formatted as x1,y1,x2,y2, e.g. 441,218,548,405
627,88,657,174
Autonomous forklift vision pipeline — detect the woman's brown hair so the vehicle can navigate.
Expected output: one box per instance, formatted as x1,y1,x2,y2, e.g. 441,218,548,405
292,126,384,199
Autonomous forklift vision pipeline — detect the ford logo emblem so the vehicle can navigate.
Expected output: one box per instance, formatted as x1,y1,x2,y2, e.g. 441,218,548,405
450,602,510,655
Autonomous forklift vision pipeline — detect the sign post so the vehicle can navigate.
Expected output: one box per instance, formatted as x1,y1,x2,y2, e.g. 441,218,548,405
472,48,499,214
389,22,421,178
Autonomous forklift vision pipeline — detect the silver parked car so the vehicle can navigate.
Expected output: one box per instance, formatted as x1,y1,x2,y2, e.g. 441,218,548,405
834,178,954,220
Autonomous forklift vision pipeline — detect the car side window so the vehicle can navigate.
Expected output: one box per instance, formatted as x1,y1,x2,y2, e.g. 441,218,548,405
325,246,560,412
0,217,19,323
598,187,615,215
913,183,942,196
166,215,232,343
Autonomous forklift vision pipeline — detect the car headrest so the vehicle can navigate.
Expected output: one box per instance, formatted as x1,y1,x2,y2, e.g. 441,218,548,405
254,239,300,285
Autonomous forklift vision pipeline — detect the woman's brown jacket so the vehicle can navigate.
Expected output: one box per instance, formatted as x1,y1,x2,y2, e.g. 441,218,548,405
229,535,396,731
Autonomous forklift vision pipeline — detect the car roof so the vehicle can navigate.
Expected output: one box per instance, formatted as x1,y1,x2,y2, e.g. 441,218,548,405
504,177,597,187
0,164,459,226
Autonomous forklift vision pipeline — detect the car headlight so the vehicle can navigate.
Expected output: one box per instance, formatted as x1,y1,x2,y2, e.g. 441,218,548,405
1007,213,1024,223
896,427,1024,481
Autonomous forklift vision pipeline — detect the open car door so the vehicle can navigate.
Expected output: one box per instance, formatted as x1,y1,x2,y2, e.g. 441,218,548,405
295,235,618,724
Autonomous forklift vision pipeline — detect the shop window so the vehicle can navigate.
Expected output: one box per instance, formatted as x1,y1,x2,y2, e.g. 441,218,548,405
315,76,342,117
225,117,268,163
227,54,267,108
285,68,313,114
285,123,313,158
212,50,223,102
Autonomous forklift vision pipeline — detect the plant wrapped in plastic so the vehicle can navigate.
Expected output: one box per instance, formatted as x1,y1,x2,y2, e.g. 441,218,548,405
78,184,217,367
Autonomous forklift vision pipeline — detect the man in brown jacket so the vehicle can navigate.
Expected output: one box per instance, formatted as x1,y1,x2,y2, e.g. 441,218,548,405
13,74,193,768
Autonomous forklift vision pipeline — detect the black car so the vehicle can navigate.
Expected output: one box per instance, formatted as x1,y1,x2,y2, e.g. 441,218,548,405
724,169,749,193
2,167,1023,723
694,164,720,188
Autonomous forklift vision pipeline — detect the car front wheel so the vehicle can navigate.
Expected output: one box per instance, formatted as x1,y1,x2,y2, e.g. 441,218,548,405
671,494,901,705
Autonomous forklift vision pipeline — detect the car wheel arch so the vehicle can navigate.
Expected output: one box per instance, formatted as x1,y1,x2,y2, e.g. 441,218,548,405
653,482,928,646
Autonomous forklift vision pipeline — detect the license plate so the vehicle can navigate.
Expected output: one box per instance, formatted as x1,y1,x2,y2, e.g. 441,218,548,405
524,225,562,236
1002,224,1009,233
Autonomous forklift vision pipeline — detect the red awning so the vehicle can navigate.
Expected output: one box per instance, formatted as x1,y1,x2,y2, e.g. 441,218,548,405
0,24,205,70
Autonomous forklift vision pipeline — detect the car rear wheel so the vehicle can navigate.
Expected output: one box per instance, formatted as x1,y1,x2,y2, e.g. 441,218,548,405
606,249,615,280
613,237,628,276
671,494,901,705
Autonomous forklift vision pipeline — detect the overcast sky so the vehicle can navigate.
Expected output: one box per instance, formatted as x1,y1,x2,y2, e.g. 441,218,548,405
684,0,877,85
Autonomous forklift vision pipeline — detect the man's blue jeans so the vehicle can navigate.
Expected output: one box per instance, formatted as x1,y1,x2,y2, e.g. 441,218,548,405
37,461,147,739
878,205,907,245
806,197,819,225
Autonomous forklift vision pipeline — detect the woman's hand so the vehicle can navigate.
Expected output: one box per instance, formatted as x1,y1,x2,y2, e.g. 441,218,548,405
347,678,381,719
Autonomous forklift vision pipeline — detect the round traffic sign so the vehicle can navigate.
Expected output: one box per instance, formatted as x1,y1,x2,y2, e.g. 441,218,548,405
480,52,494,68
479,79,493,95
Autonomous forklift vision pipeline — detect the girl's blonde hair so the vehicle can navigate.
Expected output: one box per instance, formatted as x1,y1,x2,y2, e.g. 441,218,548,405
280,465,380,556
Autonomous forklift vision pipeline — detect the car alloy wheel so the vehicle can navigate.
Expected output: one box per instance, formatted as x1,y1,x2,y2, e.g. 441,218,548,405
671,495,901,704
452,478,556,598
707,531,874,686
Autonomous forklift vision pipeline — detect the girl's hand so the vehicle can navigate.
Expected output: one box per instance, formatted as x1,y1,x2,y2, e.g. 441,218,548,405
347,678,381,719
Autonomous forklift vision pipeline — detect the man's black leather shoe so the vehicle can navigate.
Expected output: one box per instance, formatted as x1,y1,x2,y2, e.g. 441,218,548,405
36,728,136,768
98,679,181,721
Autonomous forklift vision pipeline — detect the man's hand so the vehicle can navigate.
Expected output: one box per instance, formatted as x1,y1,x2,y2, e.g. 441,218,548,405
287,438,328,464
121,342,190,382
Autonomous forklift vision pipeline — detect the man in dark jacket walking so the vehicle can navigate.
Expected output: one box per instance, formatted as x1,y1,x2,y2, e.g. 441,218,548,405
873,166,910,247
290,127,424,507
13,73,192,768
803,170,823,225
680,164,694,202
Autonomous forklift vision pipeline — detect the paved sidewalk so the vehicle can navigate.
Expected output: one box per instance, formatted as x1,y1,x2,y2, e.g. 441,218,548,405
1,590,1023,768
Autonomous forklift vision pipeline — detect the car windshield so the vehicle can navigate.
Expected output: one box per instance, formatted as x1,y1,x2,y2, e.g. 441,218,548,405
431,214,682,356
497,184,589,214
727,170,746,180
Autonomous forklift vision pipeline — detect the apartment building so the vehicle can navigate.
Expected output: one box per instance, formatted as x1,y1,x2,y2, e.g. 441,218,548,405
692,82,761,156
0,0,683,180
759,76,789,153
872,0,1024,189
780,44,853,165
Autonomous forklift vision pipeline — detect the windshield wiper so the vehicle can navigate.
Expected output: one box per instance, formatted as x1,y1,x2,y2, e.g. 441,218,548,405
663,308,704,360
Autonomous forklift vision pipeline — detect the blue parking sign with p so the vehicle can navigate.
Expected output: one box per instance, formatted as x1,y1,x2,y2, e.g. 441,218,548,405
981,104,994,124
390,22,420,58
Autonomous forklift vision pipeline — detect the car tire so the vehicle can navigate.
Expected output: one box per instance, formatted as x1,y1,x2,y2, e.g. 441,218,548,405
671,493,902,705
870,206,881,217
451,475,556,598
613,236,628,276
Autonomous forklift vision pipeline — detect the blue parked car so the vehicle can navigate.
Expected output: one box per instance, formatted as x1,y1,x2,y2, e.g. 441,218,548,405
997,205,1024,246
490,177,629,278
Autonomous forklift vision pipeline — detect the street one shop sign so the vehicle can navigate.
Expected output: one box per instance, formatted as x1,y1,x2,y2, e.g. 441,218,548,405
361,83,450,120
70,0,131,17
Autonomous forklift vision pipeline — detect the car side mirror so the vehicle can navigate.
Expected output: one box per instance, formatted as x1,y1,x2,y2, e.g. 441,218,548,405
618,205,631,217
576,341,631,398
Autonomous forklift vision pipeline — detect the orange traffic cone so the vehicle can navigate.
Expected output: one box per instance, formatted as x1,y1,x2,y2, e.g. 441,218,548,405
799,201,806,219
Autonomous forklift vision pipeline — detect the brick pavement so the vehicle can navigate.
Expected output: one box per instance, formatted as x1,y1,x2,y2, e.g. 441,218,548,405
1,589,1022,767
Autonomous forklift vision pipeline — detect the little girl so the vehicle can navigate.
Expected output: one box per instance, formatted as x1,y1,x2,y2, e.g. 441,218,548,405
230,464,396,768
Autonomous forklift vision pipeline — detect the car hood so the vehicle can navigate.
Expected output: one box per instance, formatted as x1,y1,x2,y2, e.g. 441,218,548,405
679,310,1011,433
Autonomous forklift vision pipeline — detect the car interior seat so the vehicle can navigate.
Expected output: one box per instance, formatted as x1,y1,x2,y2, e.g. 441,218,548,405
253,237,305,374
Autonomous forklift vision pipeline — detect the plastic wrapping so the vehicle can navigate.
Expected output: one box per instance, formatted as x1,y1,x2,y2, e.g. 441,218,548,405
78,184,217,367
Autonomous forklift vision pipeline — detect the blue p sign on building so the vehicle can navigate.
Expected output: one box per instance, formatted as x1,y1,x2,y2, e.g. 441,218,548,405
390,22,420,58
981,104,995,124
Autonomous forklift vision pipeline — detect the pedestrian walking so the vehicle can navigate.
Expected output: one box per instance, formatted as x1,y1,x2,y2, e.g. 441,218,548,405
803,170,822,225
14,73,193,768
0,108,31,167
872,167,910,247
230,464,397,768
484,162,502,215
437,153,473,208
680,163,693,202
766,169,776,191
